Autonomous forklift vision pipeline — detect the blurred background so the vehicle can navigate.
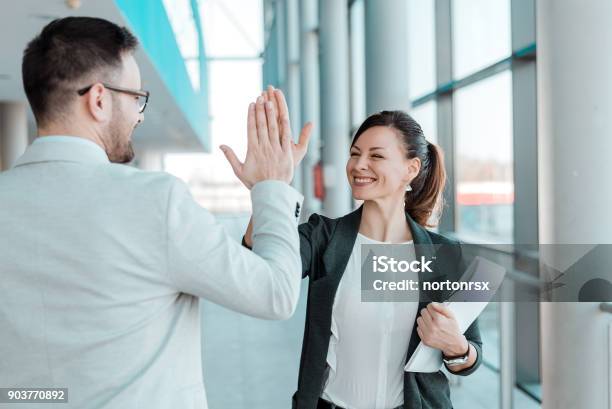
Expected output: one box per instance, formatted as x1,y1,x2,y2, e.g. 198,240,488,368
1,1,611,408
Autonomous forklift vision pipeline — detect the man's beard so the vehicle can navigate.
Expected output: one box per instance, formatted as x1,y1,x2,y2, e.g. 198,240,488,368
109,137,134,164
106,108,136,164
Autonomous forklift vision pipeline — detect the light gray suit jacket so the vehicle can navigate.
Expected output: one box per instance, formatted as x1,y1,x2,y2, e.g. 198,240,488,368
0,136,304,408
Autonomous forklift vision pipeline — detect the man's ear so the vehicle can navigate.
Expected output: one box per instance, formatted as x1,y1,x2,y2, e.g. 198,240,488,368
85,83,112,123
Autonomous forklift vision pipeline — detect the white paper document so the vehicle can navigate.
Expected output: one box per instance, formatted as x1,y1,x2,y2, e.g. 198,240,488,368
404,256,506,373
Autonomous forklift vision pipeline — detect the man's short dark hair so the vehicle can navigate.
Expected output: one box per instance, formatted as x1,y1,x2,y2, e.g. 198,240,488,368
22,17,139,126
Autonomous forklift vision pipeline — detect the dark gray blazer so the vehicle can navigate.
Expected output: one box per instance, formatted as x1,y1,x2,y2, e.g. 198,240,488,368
291,205,483,409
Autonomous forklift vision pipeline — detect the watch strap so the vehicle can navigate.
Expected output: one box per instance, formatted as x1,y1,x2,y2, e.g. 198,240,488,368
443,342,470,365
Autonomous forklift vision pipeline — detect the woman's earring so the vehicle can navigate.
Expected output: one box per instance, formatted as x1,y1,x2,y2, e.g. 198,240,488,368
405,184,412,192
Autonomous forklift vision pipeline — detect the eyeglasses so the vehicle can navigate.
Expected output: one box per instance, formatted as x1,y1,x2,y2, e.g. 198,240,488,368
77,83,150,113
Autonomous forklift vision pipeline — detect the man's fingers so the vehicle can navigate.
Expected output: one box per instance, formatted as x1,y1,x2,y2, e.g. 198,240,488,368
219,145,243,177
279,115,292,152
247,103,257,150
273,89,289,112
274,89,290,118
274,89,291,137
267,85,277,110
264,101,280,147
255,97,269,145
280,129,292,154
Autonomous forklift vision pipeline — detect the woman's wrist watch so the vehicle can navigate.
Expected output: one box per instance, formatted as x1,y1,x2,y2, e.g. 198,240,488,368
442,342,471,366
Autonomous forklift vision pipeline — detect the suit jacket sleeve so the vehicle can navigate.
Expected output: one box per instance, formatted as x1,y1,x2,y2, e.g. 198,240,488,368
453,319,483,376
165,178,304,320
298,213,323,279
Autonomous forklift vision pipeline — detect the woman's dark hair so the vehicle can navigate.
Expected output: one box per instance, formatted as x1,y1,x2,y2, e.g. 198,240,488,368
22,17,139,126
351,110,446,227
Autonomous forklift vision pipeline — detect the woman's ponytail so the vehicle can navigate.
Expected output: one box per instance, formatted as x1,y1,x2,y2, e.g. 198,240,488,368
405,141,447,227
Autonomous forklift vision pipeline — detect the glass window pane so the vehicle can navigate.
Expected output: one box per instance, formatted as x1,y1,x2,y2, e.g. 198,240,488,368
350,0,366,130
200,0,264,57
452,0,511,79
410,101,437,145
162,0,202,90
409,0,436,99
454,71,513,242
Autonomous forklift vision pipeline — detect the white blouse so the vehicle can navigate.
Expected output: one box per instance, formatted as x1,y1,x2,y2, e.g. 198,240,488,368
321,233,419,409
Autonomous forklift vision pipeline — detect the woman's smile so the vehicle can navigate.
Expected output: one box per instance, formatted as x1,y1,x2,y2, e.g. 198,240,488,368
352,175,378,187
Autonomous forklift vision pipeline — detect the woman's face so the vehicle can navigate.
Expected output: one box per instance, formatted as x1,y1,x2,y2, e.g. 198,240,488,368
346,126,420,202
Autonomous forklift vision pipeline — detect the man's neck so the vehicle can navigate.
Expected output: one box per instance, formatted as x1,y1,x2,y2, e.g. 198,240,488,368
38,126,106,152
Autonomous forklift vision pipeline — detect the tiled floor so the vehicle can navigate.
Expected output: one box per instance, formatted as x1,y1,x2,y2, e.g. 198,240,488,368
200,285,307,409
449,365,540,409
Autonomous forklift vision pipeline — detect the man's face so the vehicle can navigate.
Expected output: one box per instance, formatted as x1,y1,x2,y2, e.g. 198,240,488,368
105,54,144,163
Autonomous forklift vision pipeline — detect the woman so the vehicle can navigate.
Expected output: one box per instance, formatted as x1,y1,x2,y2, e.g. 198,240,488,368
236,89,482,409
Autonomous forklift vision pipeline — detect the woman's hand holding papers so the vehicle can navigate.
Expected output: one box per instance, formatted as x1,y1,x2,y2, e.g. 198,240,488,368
416,302,477,372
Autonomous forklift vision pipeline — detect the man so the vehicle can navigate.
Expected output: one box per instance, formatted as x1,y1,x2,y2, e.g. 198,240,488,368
0,17,308,408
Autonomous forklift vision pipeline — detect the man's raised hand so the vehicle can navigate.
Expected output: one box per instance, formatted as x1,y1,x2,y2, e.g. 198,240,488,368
262,86,313,168
220,95,294,189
